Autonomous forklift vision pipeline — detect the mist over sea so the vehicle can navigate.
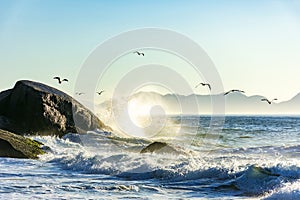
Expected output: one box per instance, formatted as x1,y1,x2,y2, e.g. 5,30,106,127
0,115,299,200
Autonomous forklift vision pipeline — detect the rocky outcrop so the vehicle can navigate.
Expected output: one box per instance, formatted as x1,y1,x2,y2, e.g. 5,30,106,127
140,141,185,154
0,129,44,159
0,80,110,137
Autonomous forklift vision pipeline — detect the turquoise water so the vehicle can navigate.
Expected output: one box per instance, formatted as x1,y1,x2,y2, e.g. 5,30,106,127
0,116,299,199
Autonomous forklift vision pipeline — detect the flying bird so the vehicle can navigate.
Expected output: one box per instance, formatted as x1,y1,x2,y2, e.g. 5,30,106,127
224,89,245,96
261,98,278,104
76,92,84,95
96,90,104,95
53,77,68,84
133,51,145,56
195,82,211,90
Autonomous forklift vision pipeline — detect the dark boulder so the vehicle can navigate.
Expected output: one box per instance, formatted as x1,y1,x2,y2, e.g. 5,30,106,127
0,129,44,159
140,141,195,155
140,142,168,153
0,80,110,137
140,141,184,154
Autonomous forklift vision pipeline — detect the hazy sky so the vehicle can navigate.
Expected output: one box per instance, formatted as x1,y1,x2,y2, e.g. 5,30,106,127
1,0,300,102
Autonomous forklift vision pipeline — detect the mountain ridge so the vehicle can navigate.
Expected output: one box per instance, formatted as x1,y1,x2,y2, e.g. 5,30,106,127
97,91,300,115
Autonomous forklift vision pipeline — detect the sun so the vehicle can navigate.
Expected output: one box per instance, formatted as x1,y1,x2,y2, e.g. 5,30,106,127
127,99,153,128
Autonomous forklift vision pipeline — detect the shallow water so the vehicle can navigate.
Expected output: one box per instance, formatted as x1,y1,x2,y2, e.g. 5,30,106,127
0,116,299,199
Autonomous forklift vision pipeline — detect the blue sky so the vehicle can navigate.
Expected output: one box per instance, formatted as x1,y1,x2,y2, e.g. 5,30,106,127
1,0,300,102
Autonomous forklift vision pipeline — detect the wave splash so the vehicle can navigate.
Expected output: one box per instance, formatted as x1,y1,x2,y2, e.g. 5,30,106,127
33,132,300,198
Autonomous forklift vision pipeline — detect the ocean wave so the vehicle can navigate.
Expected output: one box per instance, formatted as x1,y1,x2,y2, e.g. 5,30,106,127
263,180,300,200
31,133,300,198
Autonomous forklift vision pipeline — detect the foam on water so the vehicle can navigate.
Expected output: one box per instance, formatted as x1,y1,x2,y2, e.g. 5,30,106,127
1,116,299,199
30,128,300,199
263,180,300,200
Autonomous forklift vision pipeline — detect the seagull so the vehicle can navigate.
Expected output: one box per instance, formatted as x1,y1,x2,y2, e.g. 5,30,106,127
133,51,145,56
76,92,84,95
261,98,278,104
53,77,68,84
96,90,104,95
195,82,211,90
224,89,245,96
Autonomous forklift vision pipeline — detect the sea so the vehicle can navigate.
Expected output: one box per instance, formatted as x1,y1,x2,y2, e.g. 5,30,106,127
0,116,299,200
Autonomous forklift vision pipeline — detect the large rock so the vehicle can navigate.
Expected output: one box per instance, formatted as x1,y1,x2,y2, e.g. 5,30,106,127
140,141,196,156
0,80,110,137
140,141,188,155
0,129,44,159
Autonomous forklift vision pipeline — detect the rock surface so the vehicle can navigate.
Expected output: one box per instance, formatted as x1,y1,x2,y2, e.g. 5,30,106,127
0,129,44,159
0,80,110,137
140,141,183,154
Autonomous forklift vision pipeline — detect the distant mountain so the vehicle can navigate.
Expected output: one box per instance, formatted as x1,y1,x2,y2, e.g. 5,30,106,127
96,91,300,115
274,93,300,114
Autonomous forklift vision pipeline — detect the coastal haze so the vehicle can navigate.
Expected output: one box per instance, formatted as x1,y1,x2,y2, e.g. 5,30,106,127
96,91,300,116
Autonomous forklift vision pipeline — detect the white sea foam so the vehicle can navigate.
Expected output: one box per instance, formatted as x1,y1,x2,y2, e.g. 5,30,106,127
2,116,296,199
263,180,300,200
30,131,300,199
